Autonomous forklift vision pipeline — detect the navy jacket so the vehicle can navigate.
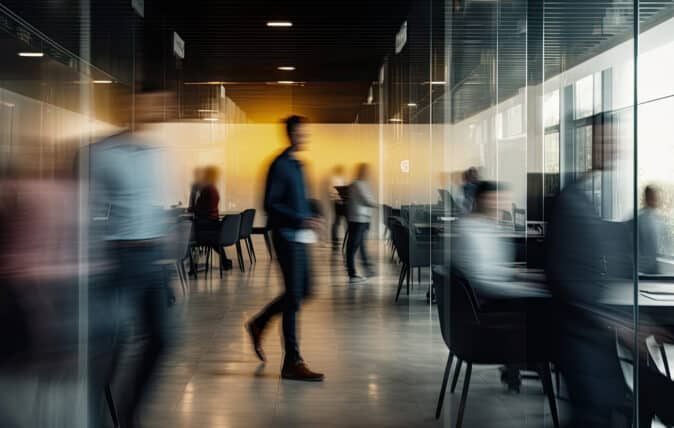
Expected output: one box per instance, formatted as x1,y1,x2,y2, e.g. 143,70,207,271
264,147,312,232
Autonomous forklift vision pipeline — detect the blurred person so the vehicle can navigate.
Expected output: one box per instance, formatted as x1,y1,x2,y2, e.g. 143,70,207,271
86,90,173,428
453,181,544,299
246,115,325,381
453,181,548,391
191,166,233,271
329,165,347,251
193,166,220,223
639,185,666,274
187,167,204,213
0,178,81,427
546,144,674,427
346,163,377,284
462,167,480,213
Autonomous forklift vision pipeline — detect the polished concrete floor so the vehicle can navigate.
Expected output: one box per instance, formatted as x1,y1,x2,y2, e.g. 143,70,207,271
141,239,560,428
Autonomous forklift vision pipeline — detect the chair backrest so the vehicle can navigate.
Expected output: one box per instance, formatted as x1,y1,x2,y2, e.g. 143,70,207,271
390,220,410,264
174,218,194,259
239,209,256,238
219,214,241,246
433,266,481,350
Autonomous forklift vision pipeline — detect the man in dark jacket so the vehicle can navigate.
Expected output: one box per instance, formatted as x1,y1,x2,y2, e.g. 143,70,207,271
246,115,324,381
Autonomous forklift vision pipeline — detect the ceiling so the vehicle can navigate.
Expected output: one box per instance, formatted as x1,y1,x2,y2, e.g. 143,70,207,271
1,0,413,123
449,0,674,122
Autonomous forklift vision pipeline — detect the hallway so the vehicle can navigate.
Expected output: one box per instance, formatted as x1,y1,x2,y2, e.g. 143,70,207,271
140,243,557,428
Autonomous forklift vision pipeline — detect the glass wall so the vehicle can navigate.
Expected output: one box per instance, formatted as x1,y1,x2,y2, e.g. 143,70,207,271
432,0,674,426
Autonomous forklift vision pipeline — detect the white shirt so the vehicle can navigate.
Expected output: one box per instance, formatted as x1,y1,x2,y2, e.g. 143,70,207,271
639,208,666,274
453,215,545,299
347,180,377,223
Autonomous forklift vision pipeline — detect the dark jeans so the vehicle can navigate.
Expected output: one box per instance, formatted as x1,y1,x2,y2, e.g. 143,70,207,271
331,202,346,247
253,232,311,362
346,221,370,277
94,243,170,427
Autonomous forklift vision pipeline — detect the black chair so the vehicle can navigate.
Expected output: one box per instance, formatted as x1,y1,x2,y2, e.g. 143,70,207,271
173,218,194,295
252,225,273,259
237,209,256,271
390,219,442,302
216,214,242,276
431,266,559,428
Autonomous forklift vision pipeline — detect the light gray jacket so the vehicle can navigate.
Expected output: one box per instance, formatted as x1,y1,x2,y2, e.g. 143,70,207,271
347,180,377,223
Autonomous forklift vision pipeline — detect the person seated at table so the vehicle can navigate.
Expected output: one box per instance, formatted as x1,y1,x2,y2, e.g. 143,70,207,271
461,167,480,213
453,180,547,391
193,166,232,270
546,138,674,427
639,185,668,274
453,181,545,300
194,166,220,224
187,167,204,213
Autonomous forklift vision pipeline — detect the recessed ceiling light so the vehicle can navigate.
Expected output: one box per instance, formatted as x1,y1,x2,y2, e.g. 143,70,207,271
407,103,417,107
424,81,446,85
267,21,292,27
202,117,218,122
389,118,403,123
93,80,113,84
277,66,296,71
18,52,44,57
277,80,296,85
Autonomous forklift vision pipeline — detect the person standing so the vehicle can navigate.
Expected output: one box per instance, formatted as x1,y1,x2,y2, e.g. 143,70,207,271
346,163,377,284
87,91,172,428
329,165,346,250
246,115,325,381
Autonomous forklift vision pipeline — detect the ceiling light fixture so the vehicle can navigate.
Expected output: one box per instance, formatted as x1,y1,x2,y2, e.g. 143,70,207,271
277,80,296,85
407,103,417,107
389,118,403,123
18,52,44,57
267,21,292,27
93,80,113,84
277,66,296,71
202,117,218,122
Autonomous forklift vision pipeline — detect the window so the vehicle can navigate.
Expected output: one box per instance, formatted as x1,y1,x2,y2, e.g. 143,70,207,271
543,90,560,127
575,75,594,119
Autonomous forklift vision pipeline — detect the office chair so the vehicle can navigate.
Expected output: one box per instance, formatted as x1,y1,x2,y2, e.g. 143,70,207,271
432,266,559,428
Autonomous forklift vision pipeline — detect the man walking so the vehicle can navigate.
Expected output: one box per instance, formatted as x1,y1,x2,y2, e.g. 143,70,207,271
246,115,325,381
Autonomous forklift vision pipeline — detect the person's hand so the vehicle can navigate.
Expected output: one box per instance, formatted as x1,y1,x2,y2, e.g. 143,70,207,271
303,216,324,231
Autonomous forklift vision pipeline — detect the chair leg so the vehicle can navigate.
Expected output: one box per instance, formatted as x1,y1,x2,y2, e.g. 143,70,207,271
395,264,407,302
450,359,463,393
236,241,245,272
248,237,257,262
204,248,210,279
436,352,454,419
554,365,561,396
175,260,186,295
218,246,224,278
105,384,119,428
244,238,254,265
180,260,189,292
455,363,472,428
538,363,560,428
263,231,273,259
406,265,411,295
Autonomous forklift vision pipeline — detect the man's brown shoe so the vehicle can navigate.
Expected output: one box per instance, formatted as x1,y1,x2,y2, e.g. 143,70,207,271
281,360,325,382
246,320,265,362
